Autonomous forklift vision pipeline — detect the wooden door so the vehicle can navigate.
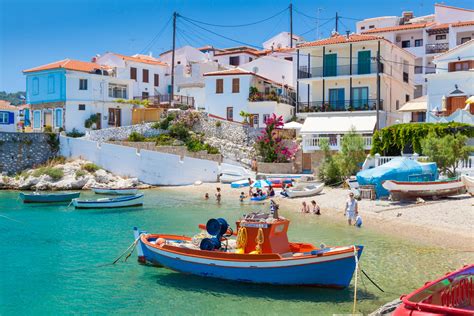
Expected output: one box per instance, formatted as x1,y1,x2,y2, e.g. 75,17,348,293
115,109,121,127
302,153,312,172
448,96,467,115
44,112,52,128
108,108,115,126
96,113,101,129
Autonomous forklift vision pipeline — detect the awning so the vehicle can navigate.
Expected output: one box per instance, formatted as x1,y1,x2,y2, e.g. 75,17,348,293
300,114,376,134
283,121,303,129
398,95,427,112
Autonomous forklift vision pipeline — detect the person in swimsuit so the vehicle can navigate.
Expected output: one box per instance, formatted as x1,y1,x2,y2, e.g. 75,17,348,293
344,192,358,225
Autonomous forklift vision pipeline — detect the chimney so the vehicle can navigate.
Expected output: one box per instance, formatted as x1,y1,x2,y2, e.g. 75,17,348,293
402,11,414,23
346,30,350,39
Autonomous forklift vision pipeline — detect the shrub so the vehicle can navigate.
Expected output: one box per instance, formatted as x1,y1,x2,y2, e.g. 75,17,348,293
154,134,174,146
48,156,66,166
169,123,190,141
84,114,100,129
215,121,222,128
339,129,366,177
155,113,177,130
185,137,219,154
75,170,87,179
43,125,53,133
33,167,64,180
66,128,85,138
82,163,101,173
318,139,343,186
128,131,145,142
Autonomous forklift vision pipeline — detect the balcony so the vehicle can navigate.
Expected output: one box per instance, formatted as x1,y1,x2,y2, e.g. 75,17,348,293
133,94,195,108
248,92,295,106
298,62,383,79
298,99,382,113
303,134,373,151
425,43,449,54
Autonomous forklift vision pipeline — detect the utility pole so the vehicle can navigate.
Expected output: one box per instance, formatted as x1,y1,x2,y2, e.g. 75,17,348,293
376,40,381,131
335,12,339,33
289,3,293,48
170,12,177,105
316,8,323,39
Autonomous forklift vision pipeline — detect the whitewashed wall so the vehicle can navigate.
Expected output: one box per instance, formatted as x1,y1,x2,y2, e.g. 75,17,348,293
60,136,219,185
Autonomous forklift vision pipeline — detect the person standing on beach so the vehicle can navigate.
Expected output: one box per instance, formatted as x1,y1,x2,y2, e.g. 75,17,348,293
344,192,358,225
215,187,222,203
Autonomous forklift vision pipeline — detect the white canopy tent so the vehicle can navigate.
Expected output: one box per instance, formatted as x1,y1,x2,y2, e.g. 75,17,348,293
300,115,377,135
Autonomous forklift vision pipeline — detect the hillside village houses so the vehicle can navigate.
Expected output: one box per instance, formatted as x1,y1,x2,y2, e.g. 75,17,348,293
357,3,474,98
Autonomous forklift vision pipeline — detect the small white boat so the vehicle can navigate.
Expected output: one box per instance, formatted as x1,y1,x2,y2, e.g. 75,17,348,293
220,171,248,184
72,194,144,209
287,183,324,198
230,179,250,188
91,187,139,195
461,175,474,196
382,178,466,200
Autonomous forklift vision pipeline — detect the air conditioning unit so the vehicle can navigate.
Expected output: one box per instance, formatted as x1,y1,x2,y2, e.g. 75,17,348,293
396,36,401,42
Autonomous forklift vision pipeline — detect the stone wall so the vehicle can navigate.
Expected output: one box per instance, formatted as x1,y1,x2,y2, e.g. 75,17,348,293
0,132,58,175
193,113,259,166
108,141,222,163
84,123,164,142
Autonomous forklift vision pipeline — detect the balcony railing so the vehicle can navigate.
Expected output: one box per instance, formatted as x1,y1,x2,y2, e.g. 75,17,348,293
303,134,373,151
248,92,295,106
426,43,449,54
297,99,382,113
298,62,384,79
133,94,195,108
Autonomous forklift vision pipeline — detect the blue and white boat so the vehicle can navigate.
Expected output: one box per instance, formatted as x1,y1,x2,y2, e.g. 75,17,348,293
72,193,144,209
133,214,363,288
19,192,80,203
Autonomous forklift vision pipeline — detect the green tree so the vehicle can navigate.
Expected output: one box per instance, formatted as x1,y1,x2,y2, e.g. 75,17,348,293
318,139,343,185
421,132,472,177
339,129,366,177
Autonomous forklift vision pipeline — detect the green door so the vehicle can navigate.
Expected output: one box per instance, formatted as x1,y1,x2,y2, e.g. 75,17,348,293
329,88,345,110
358,51,371,75
323,53,337,77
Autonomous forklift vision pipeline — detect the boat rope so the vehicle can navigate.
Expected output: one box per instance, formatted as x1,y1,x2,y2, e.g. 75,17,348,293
236,227,247,249
360,268,385,293
0,214,24,224
96,236,141,268
352,245,359,315
254,228,264,254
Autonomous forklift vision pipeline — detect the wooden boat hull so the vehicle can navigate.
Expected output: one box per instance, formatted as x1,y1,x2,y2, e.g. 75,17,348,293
382,179,466,200
394,264,474,315
19,192,80,203
91,187,139,195
134,230,363,288
461,175,474,196
72,194,144,209
287,183,324,198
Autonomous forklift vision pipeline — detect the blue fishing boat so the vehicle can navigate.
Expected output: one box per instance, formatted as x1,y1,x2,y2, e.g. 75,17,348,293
19,192,80,203
72,193,144,209
133,213,363,287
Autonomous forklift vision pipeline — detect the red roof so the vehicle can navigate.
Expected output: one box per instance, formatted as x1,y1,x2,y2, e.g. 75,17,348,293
214,46,261,57
0,100,19,111
23,59,109,73
452,20,474,27
361,22,435,34
298,33,384,47
112,53,168,66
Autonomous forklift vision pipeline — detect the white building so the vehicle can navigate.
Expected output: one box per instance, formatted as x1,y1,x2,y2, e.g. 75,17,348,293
96,52,170,99
240,55,294,87
24,59,136,133
262,32,305,50
358,4,474,97
203,68,295,128
426,39,474,124
0,101,19,132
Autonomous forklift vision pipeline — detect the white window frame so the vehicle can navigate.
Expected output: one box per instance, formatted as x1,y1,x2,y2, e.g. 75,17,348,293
79,79,88,90
0,112,8,124
54,108,63,128
33,110,42,129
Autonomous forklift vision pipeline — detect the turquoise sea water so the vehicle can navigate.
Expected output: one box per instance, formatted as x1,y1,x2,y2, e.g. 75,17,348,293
0,189,472,315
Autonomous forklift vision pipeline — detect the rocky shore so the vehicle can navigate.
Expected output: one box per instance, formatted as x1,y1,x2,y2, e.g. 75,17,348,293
0,159,150,191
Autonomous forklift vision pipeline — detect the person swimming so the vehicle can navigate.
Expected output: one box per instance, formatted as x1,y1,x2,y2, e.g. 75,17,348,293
239,192,246,202
204,193,209,200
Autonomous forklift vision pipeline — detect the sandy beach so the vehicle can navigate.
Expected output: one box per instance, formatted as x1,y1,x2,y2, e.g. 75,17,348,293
161,183,474,252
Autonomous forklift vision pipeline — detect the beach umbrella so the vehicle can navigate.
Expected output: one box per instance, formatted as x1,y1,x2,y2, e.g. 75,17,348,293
251,179,271,188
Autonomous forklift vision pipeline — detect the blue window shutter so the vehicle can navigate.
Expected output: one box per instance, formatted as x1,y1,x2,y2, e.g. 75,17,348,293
8,112,14,124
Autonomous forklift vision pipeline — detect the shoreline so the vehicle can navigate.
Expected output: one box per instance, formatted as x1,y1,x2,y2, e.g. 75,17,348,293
160,182,474,252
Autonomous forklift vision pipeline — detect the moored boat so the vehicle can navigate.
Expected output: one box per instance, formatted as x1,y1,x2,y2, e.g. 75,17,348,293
230,179,250,188
382,178,466,200
19,192,80,203
72,193,144,209
393,264,474,315
220,172,247,184
461,175,474,196
133,214,363,287
91,187,139,195
287,183,324,198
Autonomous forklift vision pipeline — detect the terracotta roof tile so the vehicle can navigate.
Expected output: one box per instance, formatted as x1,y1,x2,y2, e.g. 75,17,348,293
23,59,109,73
113,53,168,66
298,33,384,47
429,23,450,30
361,22,435,34
214,46,261,57
0,100,19,111
452,20,474,27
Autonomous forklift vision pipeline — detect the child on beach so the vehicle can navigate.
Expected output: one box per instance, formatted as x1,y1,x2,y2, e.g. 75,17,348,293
215,187,221,203
301,201,310,213
355,214,363,228
311,200,321,215
267,186,275,197
239,192,246,202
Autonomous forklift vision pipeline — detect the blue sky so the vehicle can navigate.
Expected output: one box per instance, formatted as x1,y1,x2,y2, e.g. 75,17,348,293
1,0,472,92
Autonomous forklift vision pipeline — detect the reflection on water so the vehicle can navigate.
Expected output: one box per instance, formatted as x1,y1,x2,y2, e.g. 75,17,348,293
0,189,472,315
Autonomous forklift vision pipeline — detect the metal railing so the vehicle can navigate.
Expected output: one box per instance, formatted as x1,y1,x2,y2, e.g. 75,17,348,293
133,94,195,108
298,99,382,113
248,92,295,106
426,43,449,54
303,134,373,151
298,62,383,79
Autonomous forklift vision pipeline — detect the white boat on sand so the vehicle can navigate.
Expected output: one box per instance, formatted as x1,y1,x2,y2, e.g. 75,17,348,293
461,175,474,196
72,194,144,209
287,183,324,198
91,187,139,195
382,178,466,200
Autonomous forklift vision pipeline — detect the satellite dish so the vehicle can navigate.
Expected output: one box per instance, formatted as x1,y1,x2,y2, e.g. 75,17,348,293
252,66,259,73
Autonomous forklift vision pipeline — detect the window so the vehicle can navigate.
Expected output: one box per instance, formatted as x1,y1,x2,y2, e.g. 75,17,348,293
108,84,128,98
435,34,446,40
263,114,270,125
154,74,159,87
249,57,253,62
284,57,293,61
32,77,39,95
361,26,365,30
414,39,423,47
401,40,411,48
79,79,88,90
48,75,55,94
396,100,400,110
33,110,41,128
142,92,149,99
216,79,223,94
369,25,375,29
405,94,410,102
252,114,259,127
130,67,137,80
78,104,86,111
0,112,8,124
329,88,345,110
403,72,409,83
229,56,240,66
414,66,423,74
323,53,337,76
142,69,149,83
449,61,471,72
54,108,63,128
351,87,369,109
461,37,471,44
232,78,240,93
226,107,233,120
